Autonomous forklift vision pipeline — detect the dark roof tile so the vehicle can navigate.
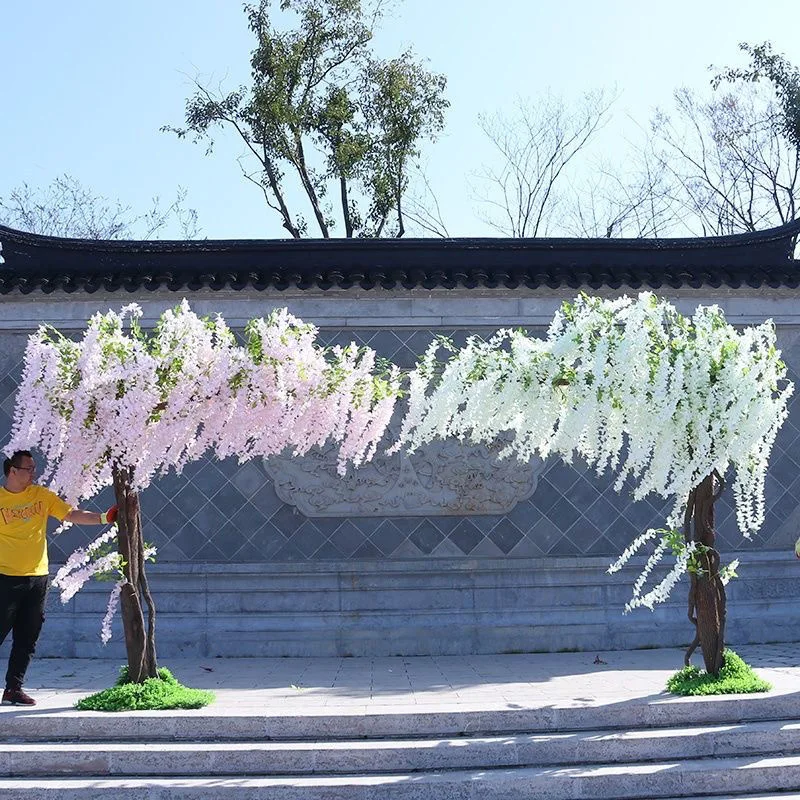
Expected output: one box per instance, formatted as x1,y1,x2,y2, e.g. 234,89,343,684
0,222,799,294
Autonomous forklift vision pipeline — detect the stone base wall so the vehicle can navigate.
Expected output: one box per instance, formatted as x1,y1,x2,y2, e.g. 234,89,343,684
17,552,800,659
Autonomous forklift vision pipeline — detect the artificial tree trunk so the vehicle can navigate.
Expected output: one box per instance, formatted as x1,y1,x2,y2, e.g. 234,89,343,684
684,472,726,675
112,465,158,683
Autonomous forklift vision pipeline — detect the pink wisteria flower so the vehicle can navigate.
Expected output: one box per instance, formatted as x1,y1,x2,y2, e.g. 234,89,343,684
7,301,401,641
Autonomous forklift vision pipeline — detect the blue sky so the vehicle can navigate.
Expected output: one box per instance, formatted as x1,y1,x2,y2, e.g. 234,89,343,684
2,1,799,238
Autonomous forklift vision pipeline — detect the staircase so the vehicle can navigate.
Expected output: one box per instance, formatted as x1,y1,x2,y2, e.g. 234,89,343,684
2,687,800,798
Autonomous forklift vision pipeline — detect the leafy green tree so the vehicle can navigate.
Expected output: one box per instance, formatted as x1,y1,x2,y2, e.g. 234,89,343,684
166,0,448,238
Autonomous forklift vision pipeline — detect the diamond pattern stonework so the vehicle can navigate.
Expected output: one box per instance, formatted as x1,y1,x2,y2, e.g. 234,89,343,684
0,327,797,563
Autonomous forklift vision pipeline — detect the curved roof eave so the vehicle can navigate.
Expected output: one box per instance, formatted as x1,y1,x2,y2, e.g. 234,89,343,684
1,219,798,294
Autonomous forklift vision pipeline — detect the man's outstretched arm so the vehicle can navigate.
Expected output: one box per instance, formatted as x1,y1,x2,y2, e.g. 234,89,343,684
65,506,118,525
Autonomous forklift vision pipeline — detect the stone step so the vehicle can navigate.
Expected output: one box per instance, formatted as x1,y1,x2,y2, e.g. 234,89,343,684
34,630,791,661
46,606,800,641
59,584,800,616
3,719,800,777
44,555,800,605
3,752,800,798
660,796,800,800
3,693,798,742
57,554,800,600
36,598,800,659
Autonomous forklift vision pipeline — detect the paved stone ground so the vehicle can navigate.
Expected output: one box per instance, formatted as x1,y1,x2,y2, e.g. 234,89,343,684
3,643,799,716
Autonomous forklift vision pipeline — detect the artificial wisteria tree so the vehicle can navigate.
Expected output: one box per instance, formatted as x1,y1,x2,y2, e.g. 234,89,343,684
6,302,399,682
393,293,793,674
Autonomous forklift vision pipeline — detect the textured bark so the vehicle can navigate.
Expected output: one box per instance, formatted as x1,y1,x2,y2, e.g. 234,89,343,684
113,466,158,683
684,473,726,675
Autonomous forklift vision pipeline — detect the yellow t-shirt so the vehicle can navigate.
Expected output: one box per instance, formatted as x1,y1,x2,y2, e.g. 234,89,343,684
0,485,72,576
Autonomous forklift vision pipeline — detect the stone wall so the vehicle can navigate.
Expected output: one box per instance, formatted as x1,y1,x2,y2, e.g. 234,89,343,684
1,289,799,656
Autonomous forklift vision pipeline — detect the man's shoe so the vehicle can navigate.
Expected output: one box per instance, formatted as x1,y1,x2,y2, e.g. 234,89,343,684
2,687,35,706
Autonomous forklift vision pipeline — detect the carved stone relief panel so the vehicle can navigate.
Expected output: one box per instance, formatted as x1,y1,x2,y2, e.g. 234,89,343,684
264,431,545,517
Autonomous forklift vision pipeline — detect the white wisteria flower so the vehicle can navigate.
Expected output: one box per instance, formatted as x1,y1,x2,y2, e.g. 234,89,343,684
395,292,793,610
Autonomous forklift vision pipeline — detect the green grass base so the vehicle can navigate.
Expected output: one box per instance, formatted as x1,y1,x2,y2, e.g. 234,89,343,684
666,649,771,696
75,666,216,711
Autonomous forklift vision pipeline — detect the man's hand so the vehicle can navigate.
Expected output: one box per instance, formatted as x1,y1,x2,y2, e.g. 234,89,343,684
100,505,118,525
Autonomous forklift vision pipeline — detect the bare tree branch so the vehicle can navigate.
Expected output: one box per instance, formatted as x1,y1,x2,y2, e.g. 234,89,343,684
0,175,201,240
474,90,615,237
650,85,799,237
404,166,450,237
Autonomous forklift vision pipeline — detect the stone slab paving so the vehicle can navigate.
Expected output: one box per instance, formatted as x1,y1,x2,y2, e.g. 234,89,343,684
1,643,799,721
2,645,800,799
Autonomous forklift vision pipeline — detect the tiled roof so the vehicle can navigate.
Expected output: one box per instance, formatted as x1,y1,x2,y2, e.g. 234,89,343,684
1,221,799,294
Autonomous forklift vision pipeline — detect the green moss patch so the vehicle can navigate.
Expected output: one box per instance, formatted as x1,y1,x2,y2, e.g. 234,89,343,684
76,666,215,711
666,649,771,696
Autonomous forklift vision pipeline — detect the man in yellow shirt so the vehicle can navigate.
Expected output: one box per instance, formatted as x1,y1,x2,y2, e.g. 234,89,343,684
0,450,117,706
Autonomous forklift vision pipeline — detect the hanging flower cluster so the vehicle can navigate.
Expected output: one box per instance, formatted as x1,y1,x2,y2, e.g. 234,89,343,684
51,526,156,644
393,292,793,610
6,301,400,642
6,300,401,505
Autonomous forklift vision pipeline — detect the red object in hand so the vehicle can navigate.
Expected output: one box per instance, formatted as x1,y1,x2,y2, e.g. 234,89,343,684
101,505,119,525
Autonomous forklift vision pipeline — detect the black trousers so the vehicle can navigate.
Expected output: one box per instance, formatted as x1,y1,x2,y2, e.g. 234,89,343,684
0,574,49,690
